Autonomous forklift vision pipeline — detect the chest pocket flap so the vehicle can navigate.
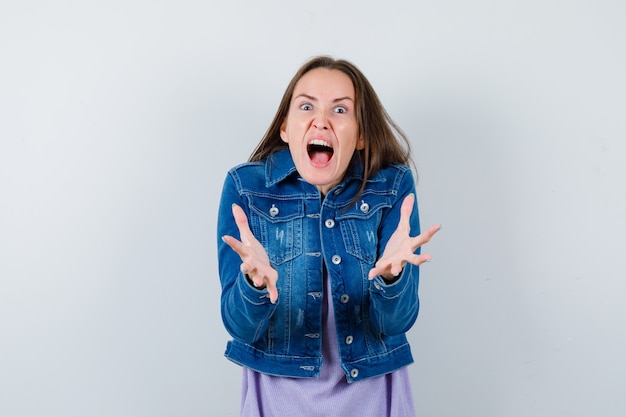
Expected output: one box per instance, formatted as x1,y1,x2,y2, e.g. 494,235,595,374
335,197,391,263
247,196,304,265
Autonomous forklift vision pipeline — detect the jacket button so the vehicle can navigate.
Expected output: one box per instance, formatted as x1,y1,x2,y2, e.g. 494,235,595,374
324,219,335,228
374,281,382,290
269,204,279,217
340,294,349,303
350,369,359,378
331,255,342,265
359,201,370,213
345,335,353,345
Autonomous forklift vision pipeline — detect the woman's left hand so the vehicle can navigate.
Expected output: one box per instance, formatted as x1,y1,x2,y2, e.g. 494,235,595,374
368,193,441,282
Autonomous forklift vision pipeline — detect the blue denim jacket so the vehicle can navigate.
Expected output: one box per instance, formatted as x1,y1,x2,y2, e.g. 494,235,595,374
217,149,422,383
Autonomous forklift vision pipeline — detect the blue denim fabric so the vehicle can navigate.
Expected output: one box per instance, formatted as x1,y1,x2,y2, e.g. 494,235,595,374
217,149,422,383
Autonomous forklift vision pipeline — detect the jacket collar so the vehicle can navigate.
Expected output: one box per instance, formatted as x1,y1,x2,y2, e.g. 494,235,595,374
265,149,299,187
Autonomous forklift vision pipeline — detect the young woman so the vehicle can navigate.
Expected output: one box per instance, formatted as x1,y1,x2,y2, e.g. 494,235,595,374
217,56,440,416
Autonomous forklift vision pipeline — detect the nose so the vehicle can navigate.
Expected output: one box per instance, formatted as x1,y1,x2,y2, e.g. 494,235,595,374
312,112,329,130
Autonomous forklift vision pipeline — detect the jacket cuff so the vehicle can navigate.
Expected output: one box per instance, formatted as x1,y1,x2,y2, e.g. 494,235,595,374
369,269,411,299
237,272,273,305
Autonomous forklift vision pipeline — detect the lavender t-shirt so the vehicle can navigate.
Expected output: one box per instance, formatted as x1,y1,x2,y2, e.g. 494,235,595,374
240,272,416,417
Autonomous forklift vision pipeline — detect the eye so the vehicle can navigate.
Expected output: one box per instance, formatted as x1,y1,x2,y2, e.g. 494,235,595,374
334,106,347,114
299,103,313,111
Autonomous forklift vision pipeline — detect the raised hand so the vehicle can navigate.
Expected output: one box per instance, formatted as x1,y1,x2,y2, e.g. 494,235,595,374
221,204,279,303
368,193,441,282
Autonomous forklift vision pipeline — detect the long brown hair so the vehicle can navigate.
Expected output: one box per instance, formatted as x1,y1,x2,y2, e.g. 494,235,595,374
250,56,415,199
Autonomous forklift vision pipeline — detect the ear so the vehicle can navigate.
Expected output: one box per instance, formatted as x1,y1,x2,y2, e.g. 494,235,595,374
280,119,288,143
356,135,365,150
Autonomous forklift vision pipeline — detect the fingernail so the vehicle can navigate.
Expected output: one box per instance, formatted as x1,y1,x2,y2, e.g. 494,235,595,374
240,265,248,274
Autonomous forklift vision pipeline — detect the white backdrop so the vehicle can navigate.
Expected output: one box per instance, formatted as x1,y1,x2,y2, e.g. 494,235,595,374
1,1,625,416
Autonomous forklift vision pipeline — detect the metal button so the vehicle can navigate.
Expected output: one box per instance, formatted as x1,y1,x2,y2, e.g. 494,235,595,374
345,335,353,345
350,369,359,378
331,255,342,265
340,294,349,304
374,281,381,290
324,219,335,228
269,204,279,217
359,201,370,213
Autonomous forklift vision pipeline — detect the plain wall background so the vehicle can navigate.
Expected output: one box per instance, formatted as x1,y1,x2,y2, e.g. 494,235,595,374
1,1,624,416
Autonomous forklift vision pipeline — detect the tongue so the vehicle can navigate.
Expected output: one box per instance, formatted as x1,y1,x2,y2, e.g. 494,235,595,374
311,150,332,165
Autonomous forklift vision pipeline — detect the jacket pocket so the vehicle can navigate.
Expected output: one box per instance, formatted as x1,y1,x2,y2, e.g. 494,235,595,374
247,196,304,265
337,197,390,264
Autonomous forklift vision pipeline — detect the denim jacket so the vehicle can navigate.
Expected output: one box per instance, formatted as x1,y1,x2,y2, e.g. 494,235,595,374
217,149,422,383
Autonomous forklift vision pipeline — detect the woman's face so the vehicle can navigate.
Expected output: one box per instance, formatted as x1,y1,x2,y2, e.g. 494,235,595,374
280,68,364,196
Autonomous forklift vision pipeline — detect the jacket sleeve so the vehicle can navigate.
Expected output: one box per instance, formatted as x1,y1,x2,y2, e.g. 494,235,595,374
368,168,422,336
217,172,277,344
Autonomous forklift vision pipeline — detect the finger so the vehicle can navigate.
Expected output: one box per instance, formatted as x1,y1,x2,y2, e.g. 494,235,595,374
243,266,265,288
423,223,442,239
397,194,415,232
231,203,248,225
252,268,278,303
368,264,403,281
250,273,265,288
410,223,442,251
407,253,432,267
231,204,254,245
266,276,279,304
222,235,248,259
368,264,389,280
368,266,380,280
390,263,404,277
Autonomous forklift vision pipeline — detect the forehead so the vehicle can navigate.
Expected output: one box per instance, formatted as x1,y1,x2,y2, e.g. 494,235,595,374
292,68,355,99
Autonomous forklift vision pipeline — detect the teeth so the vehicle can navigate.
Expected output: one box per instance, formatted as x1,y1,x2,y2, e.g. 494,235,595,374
309,139,332,148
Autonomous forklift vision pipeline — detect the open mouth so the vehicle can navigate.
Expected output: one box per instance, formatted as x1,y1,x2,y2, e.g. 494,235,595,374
307,139,334,165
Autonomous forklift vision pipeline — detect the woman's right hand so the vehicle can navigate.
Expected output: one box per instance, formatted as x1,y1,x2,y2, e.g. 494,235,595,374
221,204,279,304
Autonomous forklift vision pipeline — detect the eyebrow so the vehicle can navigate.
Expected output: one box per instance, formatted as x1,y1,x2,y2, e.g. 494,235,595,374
294,93,354,103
